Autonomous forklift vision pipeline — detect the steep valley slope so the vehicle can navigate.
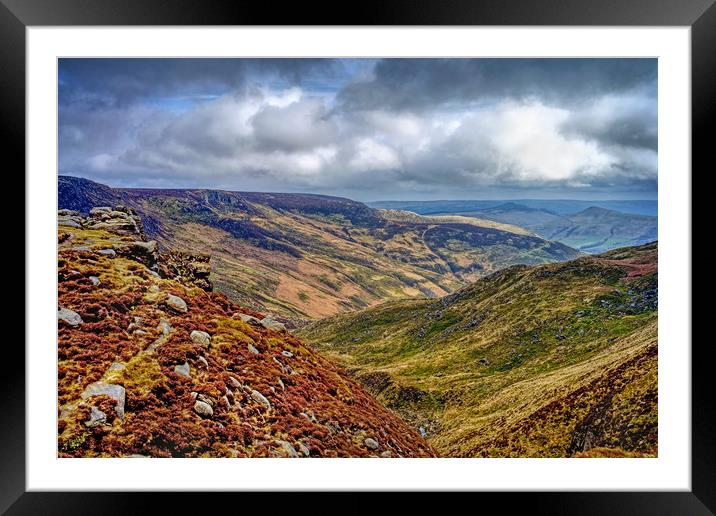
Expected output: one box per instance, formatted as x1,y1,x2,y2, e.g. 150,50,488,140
59,176,580,323
299,242,658,457
57,207,435,458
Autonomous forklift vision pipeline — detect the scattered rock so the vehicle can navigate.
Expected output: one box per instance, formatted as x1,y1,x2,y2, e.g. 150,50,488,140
251,389,271,411
281,350,294,358
238,313,260,324
165,294,188,313
58,307,83,327
157,320,172,335
81,382,125,420
190,330,211,348
97,248,116,256
380,451,392,458
260,315,286,332
107,362,125,372
227,376,242,390
364,437,379,450
84,406,107,428
297,441,311,457
198,356,209,368
193,400,213,417
275,440,299,458
277,378,285,390
419,427,428,438
174,362,190,377
89,276,101,286
247,344,259,354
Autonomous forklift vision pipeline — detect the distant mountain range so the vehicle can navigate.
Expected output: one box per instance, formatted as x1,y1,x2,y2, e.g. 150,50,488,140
300,242,658,457
59,176,580,323
371,200,657,253
369,199,657,217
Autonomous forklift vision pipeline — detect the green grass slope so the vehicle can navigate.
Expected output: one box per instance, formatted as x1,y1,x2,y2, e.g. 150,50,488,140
298,242,658,457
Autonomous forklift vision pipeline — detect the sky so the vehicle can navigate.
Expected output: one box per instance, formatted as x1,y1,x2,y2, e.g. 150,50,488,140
58,58,657,201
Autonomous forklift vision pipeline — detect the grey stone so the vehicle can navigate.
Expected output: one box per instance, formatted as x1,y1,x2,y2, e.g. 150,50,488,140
251,389,271,411
157,320,172,335
238,313,260,324
198,356,209,368
165,294,188,313
89,276,101,286
275,440,299,458
297,441,311,457
364,438,379,450
247,344,259,354
281,350,294,358
260,315,286,332
108,362,126,372
84,406,107,427
193,400,213,417
81,382,126,420
190,330,211,348
97,248,116,256
174,362,190,377
58,219,81,228
90,207,112,215
58,307,83,327
228,376,242,390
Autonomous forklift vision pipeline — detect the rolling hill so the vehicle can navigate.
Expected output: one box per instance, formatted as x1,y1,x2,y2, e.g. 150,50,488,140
299,242,658,457
426,203,657,253
59,176,581,323
57,207,435,458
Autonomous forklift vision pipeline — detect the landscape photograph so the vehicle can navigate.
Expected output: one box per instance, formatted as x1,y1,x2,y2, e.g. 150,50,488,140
56,57,658,459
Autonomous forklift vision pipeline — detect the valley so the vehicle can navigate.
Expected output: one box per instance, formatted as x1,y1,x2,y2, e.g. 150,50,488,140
59,176,580,323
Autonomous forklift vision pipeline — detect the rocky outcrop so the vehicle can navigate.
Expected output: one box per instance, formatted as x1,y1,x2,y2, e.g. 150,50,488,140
157,251,213,292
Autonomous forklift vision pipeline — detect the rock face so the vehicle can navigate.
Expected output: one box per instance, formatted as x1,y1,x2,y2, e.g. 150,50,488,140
58,307,83,327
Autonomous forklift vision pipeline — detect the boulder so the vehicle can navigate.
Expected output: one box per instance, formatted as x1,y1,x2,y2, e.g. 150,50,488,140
58,307,83,327
364,438,379,450
174,362,190,377
165,294,188,313
247,344,259,354
190,330,211,348
275,440,299,458
89,276,101,286
97,248,116,257
81,382,126,420
260,315,285,332
193,400,213,417
281,350,293,358
238,313,260,324
157,320,172,335
84,406,107,428
251,389,271,411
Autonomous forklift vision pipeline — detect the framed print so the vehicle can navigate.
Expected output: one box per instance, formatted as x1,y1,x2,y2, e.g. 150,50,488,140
5,0,712,513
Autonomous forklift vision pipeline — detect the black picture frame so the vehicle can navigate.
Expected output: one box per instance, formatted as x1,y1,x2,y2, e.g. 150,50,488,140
3,0,711,513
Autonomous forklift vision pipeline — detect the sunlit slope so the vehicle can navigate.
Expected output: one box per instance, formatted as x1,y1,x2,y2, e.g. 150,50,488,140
299,242,658,457
60,176,581,322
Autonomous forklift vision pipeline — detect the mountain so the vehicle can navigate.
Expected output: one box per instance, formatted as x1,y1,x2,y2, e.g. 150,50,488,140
423,203,657,253
368,199,658,217
59,176,581,323
57,207,435,458
299,242,658,458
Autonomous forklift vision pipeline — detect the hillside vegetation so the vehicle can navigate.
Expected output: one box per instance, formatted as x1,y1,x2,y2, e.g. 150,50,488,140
299,242,658,457
59,176,580,323
57,207,435,458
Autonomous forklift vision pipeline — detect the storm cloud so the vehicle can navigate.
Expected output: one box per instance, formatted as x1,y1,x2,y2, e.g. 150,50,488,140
59,58,657,200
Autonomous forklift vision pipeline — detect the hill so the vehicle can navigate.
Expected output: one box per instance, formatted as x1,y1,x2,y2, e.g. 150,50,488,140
59,176,581,323
427,203,657,253
57,207,435,458
299,242,658,457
